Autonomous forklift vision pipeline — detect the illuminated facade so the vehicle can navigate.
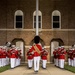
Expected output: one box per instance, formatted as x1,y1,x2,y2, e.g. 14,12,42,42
0,0,75,63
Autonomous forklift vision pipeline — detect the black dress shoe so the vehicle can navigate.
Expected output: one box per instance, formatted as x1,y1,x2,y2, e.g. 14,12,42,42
29,67,32,69
42,67,46,69
43,68,46,69
35,70,38,72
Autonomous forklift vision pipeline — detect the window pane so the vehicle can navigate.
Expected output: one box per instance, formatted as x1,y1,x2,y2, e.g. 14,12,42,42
34,23,36,28
16,16,22,21
34,16,41,28
39,23,41,28
34,23,41,28
53,23,59,28
53,16,59,21
34,16,36,21
38,16,41,21
16,22,22,28
34,16,41,21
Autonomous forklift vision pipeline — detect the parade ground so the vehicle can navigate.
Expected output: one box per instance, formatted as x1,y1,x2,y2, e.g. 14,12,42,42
0,64,75,75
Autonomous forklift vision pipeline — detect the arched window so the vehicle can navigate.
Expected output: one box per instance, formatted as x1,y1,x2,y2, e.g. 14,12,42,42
33,11,42,29
14,10,24,29
52,10,61,29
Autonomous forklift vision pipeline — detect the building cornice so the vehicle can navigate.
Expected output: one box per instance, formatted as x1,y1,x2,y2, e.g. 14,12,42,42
0,29,75,31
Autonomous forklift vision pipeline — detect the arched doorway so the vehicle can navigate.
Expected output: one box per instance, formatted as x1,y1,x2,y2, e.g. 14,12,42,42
11,38,25,63
50,38,64,63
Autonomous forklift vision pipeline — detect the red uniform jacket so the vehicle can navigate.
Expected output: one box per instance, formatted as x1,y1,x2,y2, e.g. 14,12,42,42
53,50,58,59
29,44,42,57
59,51,66,59
2,51,7,58
41,50,48,60
27,51,33,59
10,50,17,58
73,50,75,58
0,50,2,58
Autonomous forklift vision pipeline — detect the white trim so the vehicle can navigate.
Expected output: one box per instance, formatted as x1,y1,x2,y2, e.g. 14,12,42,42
15,10,23,15
0,29,75,31
33,10,42,15
25,45,72,49
65,46,71,49
52,10,60,16
25,45,50,48
44,46,50,48
25,46,31,48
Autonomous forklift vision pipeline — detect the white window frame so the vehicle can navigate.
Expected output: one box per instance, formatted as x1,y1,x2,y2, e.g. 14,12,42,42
14,10,24,29
52,10,61,29
33,10,42,29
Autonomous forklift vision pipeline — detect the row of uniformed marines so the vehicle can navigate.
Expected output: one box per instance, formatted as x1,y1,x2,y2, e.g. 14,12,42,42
8,47,21,68
41,47,48,69
53,46,66,69
27,49,34,69
67,48,75,67
0,47,8,67
0,46,21,68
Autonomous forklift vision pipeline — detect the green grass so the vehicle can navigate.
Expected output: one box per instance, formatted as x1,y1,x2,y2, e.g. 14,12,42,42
64,64,75,73
0,65,10,73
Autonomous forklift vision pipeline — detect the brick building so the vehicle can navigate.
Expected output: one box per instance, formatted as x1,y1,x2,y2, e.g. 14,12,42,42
0,0,75,63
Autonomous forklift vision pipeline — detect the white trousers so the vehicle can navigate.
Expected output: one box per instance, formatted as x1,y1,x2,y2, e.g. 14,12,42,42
18,58,21,65
71,59,73,67
2,58,6,67
73,58,75,67
42,60,47,68
28,59,33,68
56,58,58,67
6,57,9,65
16,58,19,67
54,58,57,66
17,58,19,66
68,58,71,66
59,59,64,68
10,58,16,68
0,58,2,67
34,56,40,71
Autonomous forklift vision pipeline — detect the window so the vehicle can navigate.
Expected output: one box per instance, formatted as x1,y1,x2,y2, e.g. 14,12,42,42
52,10,61,29
16,16,22,28
14,10,24,29
33,11,42,29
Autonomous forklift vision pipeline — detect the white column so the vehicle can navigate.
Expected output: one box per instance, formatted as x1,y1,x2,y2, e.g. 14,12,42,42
36,0,39,35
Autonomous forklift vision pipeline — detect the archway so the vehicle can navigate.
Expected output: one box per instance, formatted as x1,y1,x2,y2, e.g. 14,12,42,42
11,38,25,63
50,38,64,63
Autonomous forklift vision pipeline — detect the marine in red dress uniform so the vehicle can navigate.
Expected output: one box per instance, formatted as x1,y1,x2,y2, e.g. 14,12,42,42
27,50,33,69
10,48,16,68
41,48,48,69
29,36,42,72
58,46,66,68
53,48,58,66
73,49,75,67
0,48,2,67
